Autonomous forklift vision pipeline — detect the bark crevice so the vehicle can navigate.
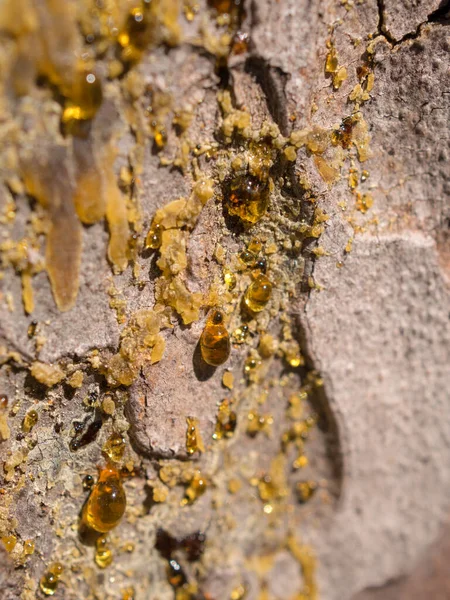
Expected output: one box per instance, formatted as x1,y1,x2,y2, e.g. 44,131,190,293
376,0,450,45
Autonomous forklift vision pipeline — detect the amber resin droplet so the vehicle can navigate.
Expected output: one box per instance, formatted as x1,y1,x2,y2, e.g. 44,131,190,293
244,274,273,313
244,356,261,374
95,535,113,568
232,324,248,344
22,409,38,433
2,535,17,553
145,223,162,249
239,249,256,266
82,466,126,533
102,432,126,463
182,470,207,505
224,270,237,290
225,175,269,224
40,563,63,597
23,539,35,556
186,417,205,455
62,69,103,123
200,310,230,367
247,239,262,254
118,4,155,62
325,47,338,74
151,120,167,149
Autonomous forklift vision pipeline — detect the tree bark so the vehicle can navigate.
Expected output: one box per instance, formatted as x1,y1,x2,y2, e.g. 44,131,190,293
0,1,449,599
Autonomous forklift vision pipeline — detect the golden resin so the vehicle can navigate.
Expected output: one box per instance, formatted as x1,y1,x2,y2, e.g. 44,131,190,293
224,270,237,290
284,341,304,368
288,536,318,600
258,454,288,502
222,371,234,390
22,409,38,433
151,120,168,149
23,539,35,556
2,535,17,553
297,480,318,503
118,3,155,62
82,466,126,533
30,362,64,387
247,411,273,437
325,47,338,74
200,309,230,367
145,223,163,249
226,174,269,224
247,239,262,254
103,432,127,463
355,192,373,213
244,274,273,313
62,68,103,124
186,417,205,455
95,535,113,568
122,588,136,600
21,149,83,312
182,470,207,505
232,324,248,344
244,356,261,374
239,249,256,266
39,563,63,597
213,399,237,440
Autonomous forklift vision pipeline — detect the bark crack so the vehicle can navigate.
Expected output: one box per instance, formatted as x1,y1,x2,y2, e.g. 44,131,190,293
242,46,344,506
241,53,319,289
376,0,450,46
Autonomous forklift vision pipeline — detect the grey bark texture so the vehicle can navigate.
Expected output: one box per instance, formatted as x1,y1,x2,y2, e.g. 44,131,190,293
0,1,449,599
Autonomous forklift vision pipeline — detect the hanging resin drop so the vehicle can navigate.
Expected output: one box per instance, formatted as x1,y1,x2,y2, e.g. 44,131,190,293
82,466,126,533
200,310,230,367
244,274,273,313
145,223,162,250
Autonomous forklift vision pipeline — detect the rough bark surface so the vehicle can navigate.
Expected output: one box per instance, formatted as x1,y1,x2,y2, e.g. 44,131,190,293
0,1,449,600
